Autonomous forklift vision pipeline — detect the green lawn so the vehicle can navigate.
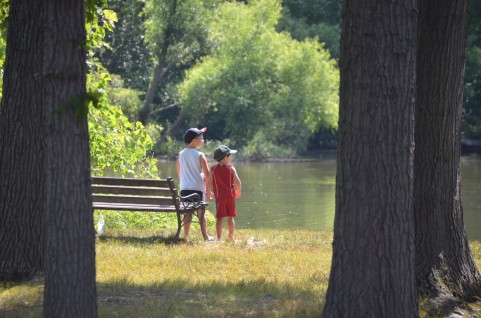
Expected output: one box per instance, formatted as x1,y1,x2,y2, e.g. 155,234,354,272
2,228,481,317
1,229,331,317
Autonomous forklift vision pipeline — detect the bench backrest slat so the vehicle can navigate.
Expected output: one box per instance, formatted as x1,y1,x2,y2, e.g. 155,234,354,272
91,176,182,212
92,177,172,188
93,194,178,206
92,185,172,197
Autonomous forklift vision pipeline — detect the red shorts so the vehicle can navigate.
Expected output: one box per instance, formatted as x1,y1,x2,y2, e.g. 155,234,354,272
215,197,236,218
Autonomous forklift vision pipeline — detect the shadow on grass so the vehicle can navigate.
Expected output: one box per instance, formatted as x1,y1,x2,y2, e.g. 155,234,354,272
0,278,324,318
96,278,324,317
97,234,180,245
96,224,215,246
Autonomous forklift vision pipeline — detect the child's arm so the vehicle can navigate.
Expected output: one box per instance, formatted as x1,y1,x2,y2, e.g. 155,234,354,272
200,153,210,199
176,158,180,178
232,167,242,198
207,168,214,200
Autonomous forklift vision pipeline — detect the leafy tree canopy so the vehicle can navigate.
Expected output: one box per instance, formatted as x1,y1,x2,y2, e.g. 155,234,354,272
277,0,341,60
178,0,339,153
99,0,152,91
85,1,157,177
143,0,221,64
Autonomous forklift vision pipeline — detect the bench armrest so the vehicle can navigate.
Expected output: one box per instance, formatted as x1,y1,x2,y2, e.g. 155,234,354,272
179,193,205,211
180,193,201,203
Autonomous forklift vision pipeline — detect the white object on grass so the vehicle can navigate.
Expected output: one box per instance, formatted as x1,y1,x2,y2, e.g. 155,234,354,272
97,216,105,235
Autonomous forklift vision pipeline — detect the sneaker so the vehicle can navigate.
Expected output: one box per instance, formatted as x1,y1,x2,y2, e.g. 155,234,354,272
204,235,215,242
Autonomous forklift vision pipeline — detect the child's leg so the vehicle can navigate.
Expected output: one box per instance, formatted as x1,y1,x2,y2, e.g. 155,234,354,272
199,208,208,238
227,217,235,241
216,218,223,240
183,214,192,238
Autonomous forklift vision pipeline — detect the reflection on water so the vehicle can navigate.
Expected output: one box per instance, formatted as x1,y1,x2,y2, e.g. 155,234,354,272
234,161,336,232
158,154,481,240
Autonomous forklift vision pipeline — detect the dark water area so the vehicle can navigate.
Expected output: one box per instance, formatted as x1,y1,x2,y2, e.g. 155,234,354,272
157,154,481,241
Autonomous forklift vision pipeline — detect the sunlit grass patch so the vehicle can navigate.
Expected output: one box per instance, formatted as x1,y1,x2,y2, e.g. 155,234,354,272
0,281,43,317
4,232,481,317
2,229,328,317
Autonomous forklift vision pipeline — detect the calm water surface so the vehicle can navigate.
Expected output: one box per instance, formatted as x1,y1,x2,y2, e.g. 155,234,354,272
158,154,481,241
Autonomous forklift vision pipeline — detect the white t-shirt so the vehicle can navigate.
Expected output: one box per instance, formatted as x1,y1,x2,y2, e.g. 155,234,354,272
178,148,205,192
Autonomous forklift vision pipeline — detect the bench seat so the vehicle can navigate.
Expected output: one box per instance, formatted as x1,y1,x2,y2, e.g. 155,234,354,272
92,202,178,212
91,176,207,242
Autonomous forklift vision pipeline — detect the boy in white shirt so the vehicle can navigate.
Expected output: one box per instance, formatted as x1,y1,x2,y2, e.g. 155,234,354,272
176,127,213,241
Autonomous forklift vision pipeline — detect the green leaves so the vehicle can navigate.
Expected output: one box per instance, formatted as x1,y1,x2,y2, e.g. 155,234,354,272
89,102,158,178
178,0,339,152
58,89,103,119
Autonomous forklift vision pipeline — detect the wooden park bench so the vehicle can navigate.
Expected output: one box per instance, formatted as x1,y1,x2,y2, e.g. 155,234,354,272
91,176,208,242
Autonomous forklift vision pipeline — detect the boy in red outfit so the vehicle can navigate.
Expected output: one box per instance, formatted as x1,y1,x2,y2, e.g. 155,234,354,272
208,145,242,241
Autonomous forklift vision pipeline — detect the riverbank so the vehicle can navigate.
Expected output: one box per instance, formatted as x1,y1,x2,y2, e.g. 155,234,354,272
156,142,481,163
2,229,481,317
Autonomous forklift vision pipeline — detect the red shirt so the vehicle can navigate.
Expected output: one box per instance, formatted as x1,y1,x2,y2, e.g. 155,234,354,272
211,164,235,199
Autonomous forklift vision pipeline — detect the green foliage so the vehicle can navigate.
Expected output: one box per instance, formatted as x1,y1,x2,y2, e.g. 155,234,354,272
93,210,215,231
143,0,221,63
178,0,339,154
137,0,224,128
85,0,117,54
107,75,143,122
99,0,153,90
242,131,296,161
277,0,341,60
87,61,158,178
278,11,340,60
94,211,175,230
463,2,481,139
464,44,481,138
144,122,183,158
89,100,158,178
0,0,7,102
282,0,341,26
0,29,4,101
84,1,158,179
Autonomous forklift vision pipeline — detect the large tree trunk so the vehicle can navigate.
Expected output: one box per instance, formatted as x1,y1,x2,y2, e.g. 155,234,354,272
414,0,481,307
41,1,97,317
323,1,418,317
0,1,45,282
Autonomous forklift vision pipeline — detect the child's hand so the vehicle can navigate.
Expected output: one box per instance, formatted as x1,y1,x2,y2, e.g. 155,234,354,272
208,191,213,200
235,189,241,199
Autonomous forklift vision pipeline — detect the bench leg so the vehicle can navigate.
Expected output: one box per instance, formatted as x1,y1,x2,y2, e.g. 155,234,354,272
173,211,182,242
199,206,208,240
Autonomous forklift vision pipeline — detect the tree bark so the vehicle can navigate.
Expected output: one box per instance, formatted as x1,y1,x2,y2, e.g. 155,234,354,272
0,0,45,282
40,1,97,317
414,0,481,306
323,0,418,317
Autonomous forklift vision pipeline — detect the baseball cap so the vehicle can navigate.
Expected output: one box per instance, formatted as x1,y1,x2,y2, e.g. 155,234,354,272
214,145,237,161
184,127,207,144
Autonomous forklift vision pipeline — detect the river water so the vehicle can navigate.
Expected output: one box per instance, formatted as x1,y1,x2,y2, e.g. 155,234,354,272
157,154,481,241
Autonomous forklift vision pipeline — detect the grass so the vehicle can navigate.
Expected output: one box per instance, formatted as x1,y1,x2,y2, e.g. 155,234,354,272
3,230,481,317
0,229,332,318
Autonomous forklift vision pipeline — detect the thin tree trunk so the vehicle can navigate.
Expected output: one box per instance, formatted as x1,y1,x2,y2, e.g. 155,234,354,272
0,0,44,282
42,1,97,317
139,0,177,124
414,0,481,307
140,64,163,123
323,0,418,317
